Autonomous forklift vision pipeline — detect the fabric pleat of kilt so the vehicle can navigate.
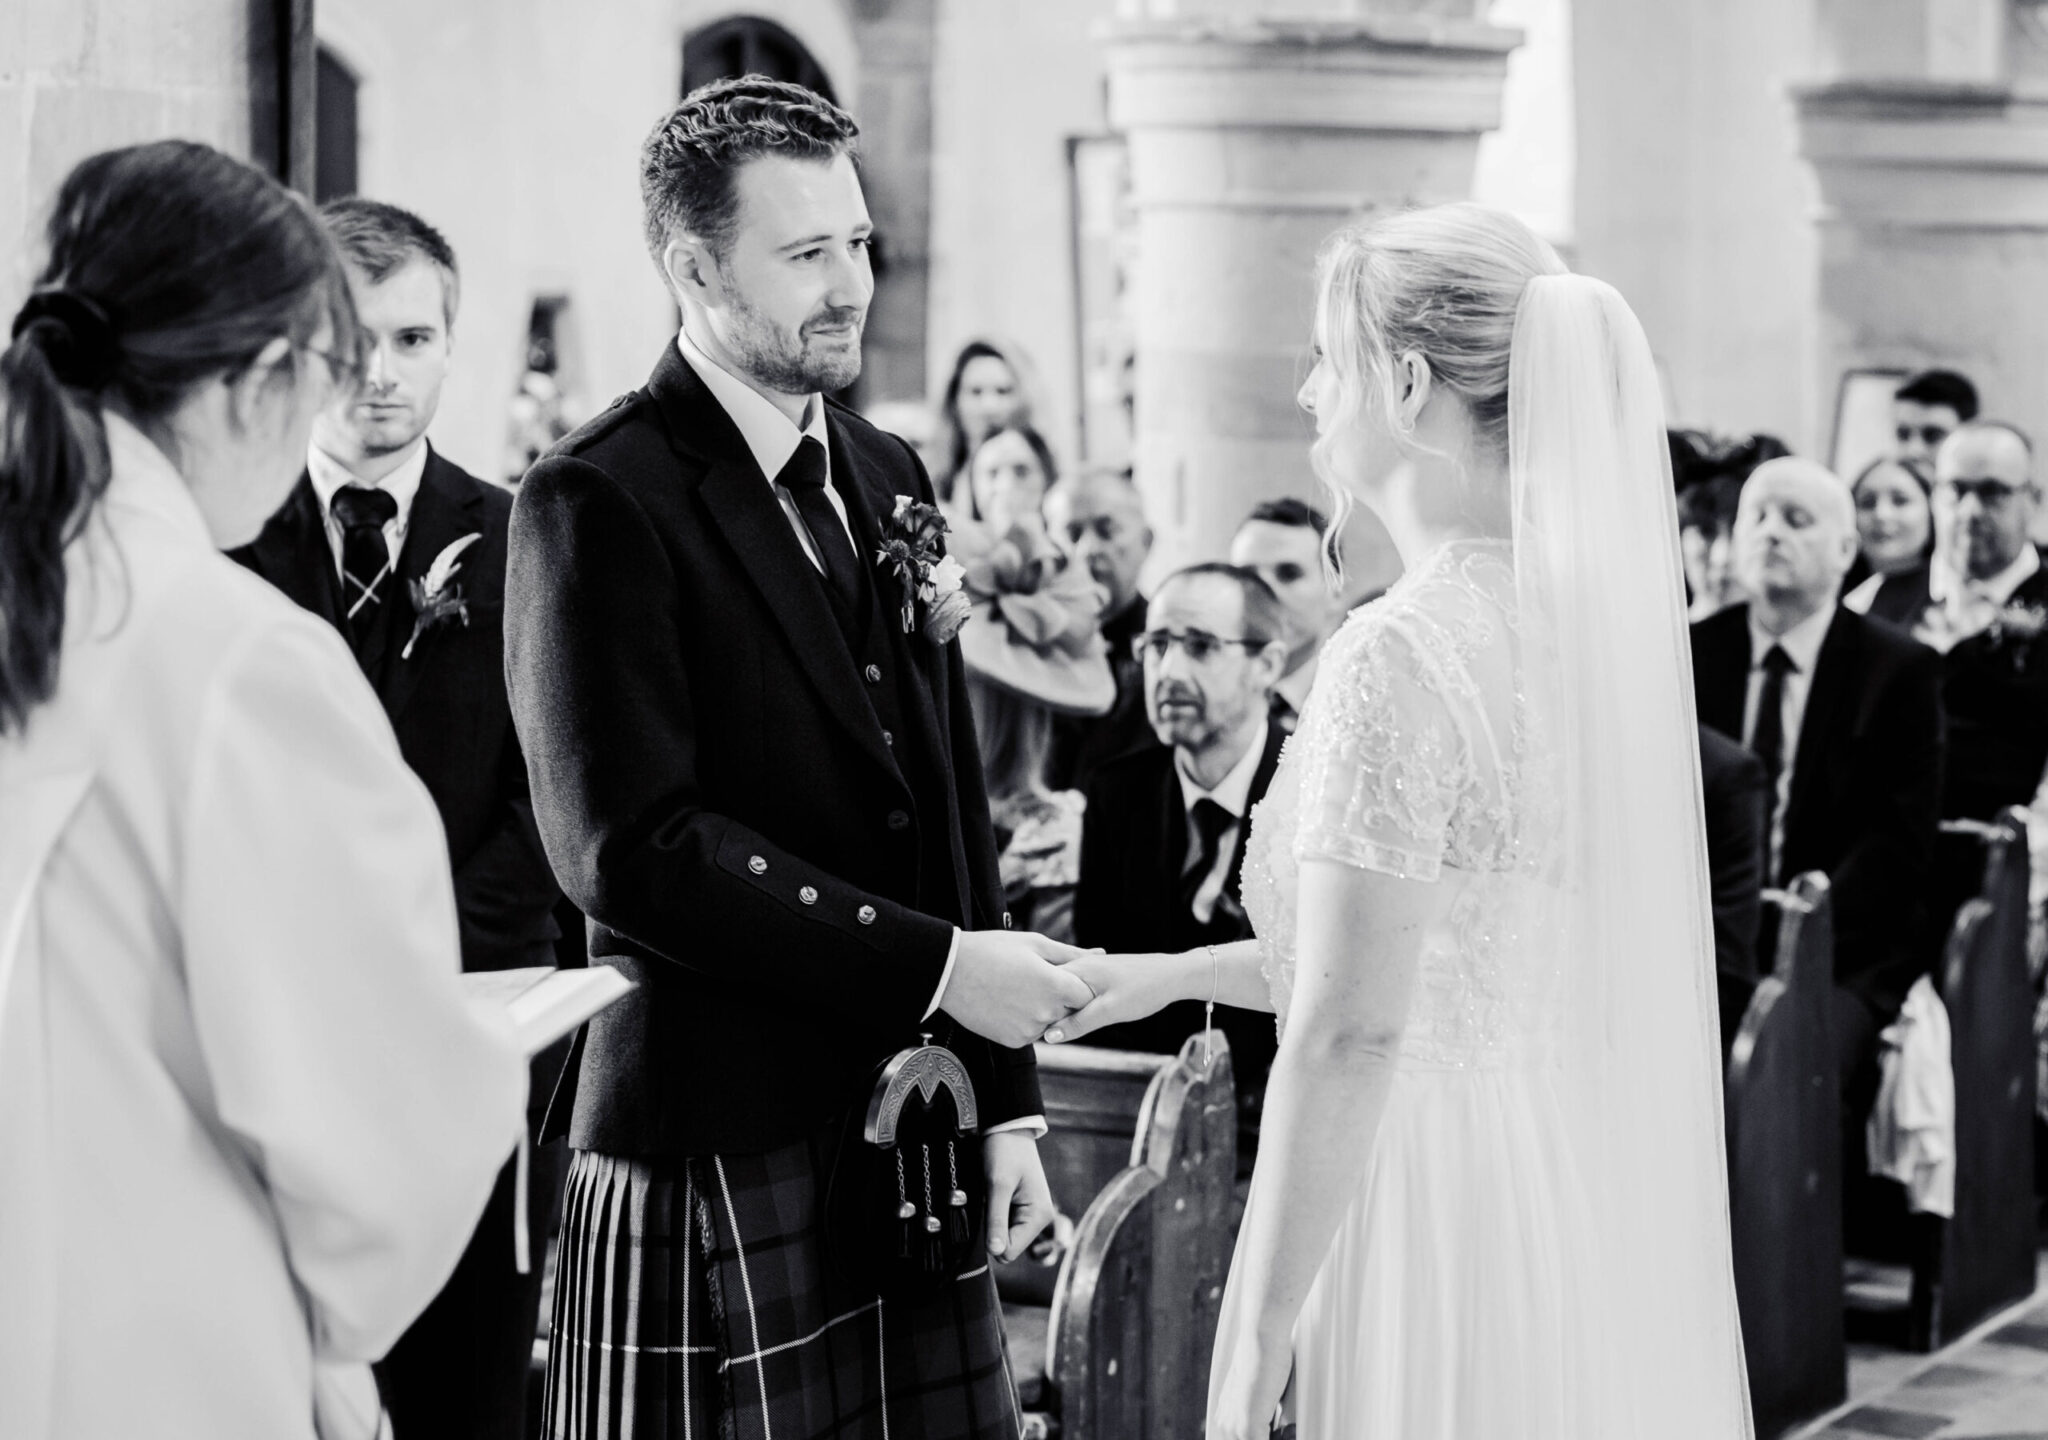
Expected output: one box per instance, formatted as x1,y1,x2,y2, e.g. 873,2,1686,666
541,1134,1021,1440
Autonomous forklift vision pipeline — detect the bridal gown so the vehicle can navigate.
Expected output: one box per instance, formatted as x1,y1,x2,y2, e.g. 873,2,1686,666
1226,538,1611,1438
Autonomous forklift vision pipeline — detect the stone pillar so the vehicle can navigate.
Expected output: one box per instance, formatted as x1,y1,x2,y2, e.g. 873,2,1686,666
851,0,937,405
1102,11,1520,588
1795,2,2048,481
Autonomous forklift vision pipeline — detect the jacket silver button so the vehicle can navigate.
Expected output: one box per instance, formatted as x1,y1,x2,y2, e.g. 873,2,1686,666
748,855,767,875
857,905,877,925
799,885,819,905
881,729,893,746
886,810,910,831
865,664,882,683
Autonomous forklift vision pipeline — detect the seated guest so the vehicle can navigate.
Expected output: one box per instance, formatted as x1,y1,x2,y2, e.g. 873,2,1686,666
1893,368,1979,468
1045,468,1158,788
963,420,1058,536
1073,563,1290,1154
953,522,1115,944
1678,472,1745,620
1843,456,1936,628
1698,724,1769,1060
1229,497,1349,732
938,337,1035,508
229,198,562,1440
0,140,525,1440
1690,458,1943,1191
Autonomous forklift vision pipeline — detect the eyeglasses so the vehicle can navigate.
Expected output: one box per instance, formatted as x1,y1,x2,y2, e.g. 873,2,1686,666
1939,477,2027,507
1132,628,1270,664
299,343,363,392
1897,424,1951,449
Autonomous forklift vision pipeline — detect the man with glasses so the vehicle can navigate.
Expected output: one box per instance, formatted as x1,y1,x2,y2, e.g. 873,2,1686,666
1071,563,1290,1164
230,199,563,1440
1893,369,1979,467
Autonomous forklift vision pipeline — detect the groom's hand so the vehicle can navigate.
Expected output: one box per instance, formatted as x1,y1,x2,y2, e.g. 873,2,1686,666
983,1130,1056,1260
939,931,1094,1048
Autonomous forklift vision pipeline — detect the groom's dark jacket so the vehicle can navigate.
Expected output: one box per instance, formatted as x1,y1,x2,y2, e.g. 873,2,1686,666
506,343,1038,1156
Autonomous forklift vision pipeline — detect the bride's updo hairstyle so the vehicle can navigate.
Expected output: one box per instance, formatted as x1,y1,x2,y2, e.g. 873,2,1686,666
1309,202,1566,574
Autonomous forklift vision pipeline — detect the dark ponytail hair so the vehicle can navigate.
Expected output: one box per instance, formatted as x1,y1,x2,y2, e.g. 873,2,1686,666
0,139,359,735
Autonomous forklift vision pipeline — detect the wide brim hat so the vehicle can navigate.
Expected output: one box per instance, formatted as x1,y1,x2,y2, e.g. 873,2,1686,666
951,521,1115,718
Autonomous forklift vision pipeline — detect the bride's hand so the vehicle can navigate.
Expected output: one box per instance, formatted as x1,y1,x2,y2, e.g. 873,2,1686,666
1041,952,1186,1043
1207,1339,1291,1440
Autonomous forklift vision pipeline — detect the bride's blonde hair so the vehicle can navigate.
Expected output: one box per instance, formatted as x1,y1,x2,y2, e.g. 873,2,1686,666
1309,202,1567,583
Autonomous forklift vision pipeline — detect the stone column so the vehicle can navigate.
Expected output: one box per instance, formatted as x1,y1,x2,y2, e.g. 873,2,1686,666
1102,10,1520,589
1795,3,2048,479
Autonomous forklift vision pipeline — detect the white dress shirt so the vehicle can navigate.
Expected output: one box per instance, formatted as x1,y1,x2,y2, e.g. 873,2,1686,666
0,413,526,1440
306,436,430,574
1176,718,1270,925
1742,603,1835,881
1272,653,1319,730
675,331,1040,1133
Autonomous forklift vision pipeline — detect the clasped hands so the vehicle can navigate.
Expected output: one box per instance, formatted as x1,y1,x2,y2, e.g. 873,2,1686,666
938,929,1182,1049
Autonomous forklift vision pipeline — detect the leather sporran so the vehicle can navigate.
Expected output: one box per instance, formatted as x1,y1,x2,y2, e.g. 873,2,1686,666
824,1040,985,1300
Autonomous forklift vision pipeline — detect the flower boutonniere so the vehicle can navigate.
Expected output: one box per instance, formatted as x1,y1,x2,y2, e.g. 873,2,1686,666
876,495,970,644
1991,601,2048,669
402,533,482,660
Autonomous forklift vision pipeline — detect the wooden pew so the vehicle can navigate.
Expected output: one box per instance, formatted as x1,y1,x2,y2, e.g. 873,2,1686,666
1918,809,2039,1345
1727,871,1845,1438
1008,1034,1237,1440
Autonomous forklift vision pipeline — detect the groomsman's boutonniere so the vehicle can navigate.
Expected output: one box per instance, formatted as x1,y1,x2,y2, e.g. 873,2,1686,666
402,533,482,660
1991,601,2048,670
877,495,970,644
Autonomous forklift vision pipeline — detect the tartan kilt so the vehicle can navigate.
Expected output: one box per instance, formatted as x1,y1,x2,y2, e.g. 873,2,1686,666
541,1127,1022,1440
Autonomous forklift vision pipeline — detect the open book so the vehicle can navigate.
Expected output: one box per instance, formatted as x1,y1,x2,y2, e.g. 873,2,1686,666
462,965,634,1057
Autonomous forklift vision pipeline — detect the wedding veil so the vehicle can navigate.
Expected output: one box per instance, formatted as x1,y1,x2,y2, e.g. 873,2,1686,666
1509,274,1754,1434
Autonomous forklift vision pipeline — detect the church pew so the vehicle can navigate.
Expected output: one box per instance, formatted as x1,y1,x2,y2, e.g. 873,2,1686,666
1009,1034,1237,1440
1727,871,1845,1438
1917,809,2039,1346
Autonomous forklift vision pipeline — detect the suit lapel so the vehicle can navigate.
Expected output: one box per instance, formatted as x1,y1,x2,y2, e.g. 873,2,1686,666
1783,607,1852,854
244,476,346,635
1693,607,1752,740
379,449,486,725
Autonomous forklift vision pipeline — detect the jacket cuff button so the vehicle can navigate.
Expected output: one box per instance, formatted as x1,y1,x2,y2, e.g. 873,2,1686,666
1002,911,1014,929
799,885,819,905
857,905,877,925
748,855,768,875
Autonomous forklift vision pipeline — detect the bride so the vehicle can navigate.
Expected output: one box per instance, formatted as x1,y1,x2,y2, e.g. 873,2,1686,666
1047,203,1752,1438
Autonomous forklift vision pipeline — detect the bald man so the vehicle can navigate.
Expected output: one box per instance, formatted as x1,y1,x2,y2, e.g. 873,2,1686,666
1045,470,1159,789
1690,457,1943,1184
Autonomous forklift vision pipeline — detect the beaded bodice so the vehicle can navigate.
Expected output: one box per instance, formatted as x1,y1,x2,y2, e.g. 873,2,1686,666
1242,539,1566,1070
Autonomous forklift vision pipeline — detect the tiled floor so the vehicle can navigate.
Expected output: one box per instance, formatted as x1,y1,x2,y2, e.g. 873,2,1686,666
1795,1255,2048,1440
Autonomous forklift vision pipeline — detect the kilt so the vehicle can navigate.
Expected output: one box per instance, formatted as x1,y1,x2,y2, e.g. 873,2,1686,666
541,1129,1021,1440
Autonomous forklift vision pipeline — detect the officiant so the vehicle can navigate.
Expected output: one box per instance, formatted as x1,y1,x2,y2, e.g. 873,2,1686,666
229,199,562,1440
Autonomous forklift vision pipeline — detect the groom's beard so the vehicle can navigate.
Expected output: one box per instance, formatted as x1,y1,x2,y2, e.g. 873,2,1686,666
724,291,866,396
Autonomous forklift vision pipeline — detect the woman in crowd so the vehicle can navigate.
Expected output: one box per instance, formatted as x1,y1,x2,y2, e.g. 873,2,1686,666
1843,454,1937,627
0,140,526,1440
1677,473,1744,619
963,419,1060,536
952,521,1113,943
938,337,1035,505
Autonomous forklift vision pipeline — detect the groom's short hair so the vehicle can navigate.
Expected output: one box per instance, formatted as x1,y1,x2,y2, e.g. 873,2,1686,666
641,76,860,266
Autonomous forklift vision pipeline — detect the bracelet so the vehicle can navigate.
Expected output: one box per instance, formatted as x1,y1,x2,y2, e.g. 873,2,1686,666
1202,944,1219,1062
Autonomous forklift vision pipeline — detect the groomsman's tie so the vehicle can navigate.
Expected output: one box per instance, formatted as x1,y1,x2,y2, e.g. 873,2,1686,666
1181,797,1236,924
778,437,864,612
332,483,399,650
1750,643,1794,793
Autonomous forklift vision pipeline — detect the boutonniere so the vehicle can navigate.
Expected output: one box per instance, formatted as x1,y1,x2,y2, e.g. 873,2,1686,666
402,533,482,660
876,495,970,644
1991,601,2048,668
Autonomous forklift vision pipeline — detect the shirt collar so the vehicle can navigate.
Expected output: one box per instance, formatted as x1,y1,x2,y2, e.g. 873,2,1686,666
1274,651,1319,714
1748,599,1834,675
306,437,430,523
1932,544,2041,609
1175,718,1271,821
676,325,829,485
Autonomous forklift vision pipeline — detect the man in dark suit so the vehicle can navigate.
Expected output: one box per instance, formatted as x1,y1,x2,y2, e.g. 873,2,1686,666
1074,563,1290,1155
1690,458,1944,1163
1230,499,1349,734
506,79,1089,1440
1044,468,1157,790
230,200,562,1438
1697,724,1768,1059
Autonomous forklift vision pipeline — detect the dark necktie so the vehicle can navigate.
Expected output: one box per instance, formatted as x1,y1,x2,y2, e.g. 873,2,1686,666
1750,644,1795,794
1269,689,1299,734
777,438,863,612
331,484,399,650
1181,797,1236,923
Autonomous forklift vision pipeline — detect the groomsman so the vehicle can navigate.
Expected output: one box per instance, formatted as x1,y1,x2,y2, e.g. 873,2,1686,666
1074,563,1290,1157
230,199,562,1440
1229,499,1349,732
507,78,1086,1440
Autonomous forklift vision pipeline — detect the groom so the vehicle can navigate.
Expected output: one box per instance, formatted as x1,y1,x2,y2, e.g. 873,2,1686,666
507,77,1090,1440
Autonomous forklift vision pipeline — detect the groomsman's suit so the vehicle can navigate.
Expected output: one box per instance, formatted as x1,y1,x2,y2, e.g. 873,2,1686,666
231,445,562,1440
1073,720,1286,1156
1697,723,1768,1058
507,336,1038,1440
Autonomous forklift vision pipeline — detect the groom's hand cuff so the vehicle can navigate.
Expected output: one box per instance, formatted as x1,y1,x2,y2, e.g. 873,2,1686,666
921,927,962,1023
985,1115,1048,1139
